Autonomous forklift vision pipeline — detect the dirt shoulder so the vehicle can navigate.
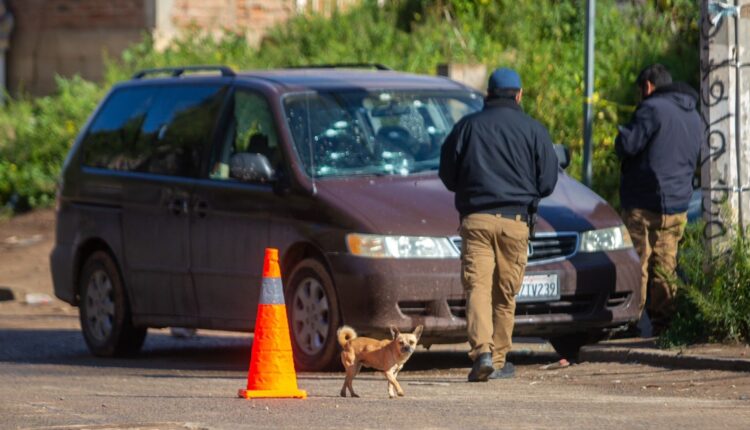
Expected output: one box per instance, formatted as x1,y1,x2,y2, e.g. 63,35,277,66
0,208,75,317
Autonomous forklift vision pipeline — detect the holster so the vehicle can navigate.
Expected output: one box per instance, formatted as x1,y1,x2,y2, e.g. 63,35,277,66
527,199,539,239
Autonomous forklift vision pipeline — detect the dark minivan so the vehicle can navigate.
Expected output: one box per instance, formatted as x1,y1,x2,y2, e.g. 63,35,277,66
51,66,642,370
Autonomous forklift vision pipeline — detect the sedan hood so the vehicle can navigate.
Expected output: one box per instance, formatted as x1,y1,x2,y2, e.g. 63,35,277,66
314,172,622,236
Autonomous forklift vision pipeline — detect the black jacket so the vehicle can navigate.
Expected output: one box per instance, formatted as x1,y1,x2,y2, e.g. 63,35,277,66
439,98,559,218
615,83,702,214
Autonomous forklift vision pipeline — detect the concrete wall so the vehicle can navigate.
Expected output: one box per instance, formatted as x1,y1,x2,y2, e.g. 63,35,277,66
6,0,147,95
5,0,359,96
700,0,750,247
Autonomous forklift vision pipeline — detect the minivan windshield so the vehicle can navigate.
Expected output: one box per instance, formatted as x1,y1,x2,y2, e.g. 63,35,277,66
283,90,482,178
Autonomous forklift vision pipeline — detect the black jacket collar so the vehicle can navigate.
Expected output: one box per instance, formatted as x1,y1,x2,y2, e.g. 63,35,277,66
651,82,699,102
484,97,522,112
649,82,698,111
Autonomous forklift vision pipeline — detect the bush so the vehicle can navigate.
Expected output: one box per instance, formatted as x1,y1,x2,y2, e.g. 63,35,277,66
661,223,750,346
0,0,699,210
0,76,103,210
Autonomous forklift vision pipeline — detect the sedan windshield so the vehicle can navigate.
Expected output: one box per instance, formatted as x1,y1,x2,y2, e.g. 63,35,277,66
283,90,482,178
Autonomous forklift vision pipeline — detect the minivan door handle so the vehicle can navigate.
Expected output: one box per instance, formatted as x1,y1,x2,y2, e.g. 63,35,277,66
194,201,209,218
168,198,188,216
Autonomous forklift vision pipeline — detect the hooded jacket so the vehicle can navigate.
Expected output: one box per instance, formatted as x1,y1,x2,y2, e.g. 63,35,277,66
439,98,559,218
615,83,702,214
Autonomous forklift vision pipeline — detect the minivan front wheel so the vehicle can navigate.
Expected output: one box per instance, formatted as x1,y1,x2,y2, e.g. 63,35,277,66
285,258,341,371
78,251,146,357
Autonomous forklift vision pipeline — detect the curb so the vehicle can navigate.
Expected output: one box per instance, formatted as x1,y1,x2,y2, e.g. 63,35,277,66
580,345,750,372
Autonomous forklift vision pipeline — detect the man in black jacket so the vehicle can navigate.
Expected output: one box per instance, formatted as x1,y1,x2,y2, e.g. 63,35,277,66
615,64,702,335
440,68,558,382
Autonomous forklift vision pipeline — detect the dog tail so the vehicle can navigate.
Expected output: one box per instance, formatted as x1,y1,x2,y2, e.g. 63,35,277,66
337,325,357,347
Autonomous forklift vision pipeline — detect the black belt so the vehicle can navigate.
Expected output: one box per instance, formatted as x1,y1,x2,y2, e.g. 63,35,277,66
486,205,529,222
495,212,529,223
473,205,529,222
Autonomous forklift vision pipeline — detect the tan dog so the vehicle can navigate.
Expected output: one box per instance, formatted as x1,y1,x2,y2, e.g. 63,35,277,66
337,325,424,398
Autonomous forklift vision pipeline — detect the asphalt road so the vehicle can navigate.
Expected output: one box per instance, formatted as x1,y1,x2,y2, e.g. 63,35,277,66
1,305,750,430
2,211,750,429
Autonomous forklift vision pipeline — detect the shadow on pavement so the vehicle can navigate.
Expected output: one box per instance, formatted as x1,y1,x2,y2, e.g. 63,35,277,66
0,328,250,371
0,328,561,373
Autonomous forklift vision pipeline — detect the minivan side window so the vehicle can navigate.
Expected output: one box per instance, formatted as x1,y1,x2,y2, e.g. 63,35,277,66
210,90,281,181
132,85,227,177
82,85,225,177
82,87,155,171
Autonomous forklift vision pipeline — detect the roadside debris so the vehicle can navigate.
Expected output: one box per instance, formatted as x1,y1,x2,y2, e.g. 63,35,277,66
0,286,14,301
3,234,43,247
540,358,570,370
24,293,52,305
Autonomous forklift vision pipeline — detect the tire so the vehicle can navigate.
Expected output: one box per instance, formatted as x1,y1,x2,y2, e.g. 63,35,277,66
285,258,341,372
548,332,605,363
78,251,146,357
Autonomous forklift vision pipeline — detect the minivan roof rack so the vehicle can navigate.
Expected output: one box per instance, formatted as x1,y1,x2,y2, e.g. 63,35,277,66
287,63,392,71
131,65,236,80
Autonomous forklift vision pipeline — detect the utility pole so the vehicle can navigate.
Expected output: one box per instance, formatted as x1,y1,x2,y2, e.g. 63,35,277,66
582,0,595,188
700,0,750,250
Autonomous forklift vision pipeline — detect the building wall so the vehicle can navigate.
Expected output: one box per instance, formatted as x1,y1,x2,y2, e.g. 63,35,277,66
157,0,296,48
6,0,148,95
5,0,359,96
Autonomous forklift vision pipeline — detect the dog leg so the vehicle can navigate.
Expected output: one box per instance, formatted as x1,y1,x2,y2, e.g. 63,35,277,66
342,362,362,398
348,363,362,398
340,376,349,398
385,368,404,398
340,354,349,397
394,364,403,378
386,365,401,398
339,369,349,397
342,367,355,397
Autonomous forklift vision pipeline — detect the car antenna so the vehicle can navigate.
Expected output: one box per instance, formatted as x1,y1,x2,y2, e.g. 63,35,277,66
306,92,317,195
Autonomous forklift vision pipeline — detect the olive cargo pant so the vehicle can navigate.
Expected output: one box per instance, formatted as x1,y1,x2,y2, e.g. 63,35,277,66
621,208,687,331
461,213,529,368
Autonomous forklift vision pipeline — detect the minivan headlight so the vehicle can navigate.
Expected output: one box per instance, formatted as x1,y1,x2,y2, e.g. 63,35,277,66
346,234,460,259
579,225,633,253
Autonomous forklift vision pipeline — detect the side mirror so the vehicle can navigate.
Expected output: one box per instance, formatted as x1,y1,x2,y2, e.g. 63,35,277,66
230,153,275,183
554,144,570,169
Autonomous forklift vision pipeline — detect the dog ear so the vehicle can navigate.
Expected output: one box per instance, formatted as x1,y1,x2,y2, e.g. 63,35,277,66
390,326,400,339
413,325,424,340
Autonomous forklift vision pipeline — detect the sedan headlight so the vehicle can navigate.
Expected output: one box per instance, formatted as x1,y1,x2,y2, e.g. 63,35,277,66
579,225,633,253
346,234,460,259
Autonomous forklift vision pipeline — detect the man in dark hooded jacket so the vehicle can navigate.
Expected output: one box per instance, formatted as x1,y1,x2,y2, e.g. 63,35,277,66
615,63,702,334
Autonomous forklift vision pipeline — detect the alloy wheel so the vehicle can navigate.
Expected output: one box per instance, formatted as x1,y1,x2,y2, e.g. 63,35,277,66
291,276,330,356
84,269,115,342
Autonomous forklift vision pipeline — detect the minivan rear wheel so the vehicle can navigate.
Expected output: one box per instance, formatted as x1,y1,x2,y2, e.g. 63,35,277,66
79,251,146,357
285,258,341,371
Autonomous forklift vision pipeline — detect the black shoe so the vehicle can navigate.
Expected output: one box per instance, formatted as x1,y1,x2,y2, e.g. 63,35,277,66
489,361,515,379
467,352,494,382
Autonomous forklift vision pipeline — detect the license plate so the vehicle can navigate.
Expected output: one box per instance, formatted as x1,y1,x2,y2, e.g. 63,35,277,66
517,273,560,303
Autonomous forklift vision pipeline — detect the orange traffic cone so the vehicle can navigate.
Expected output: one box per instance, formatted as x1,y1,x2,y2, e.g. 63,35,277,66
238,248,307,399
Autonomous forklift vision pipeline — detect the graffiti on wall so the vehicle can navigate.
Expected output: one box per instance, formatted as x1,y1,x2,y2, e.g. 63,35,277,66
699,1,744,241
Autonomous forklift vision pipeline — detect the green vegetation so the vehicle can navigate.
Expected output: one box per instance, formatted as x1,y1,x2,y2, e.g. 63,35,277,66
661,222,750,346
0,0,699,210
0,76,103,211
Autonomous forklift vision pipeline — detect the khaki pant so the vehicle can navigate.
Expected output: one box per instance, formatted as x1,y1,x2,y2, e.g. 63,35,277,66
461,213,529,367
621,208,687,330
